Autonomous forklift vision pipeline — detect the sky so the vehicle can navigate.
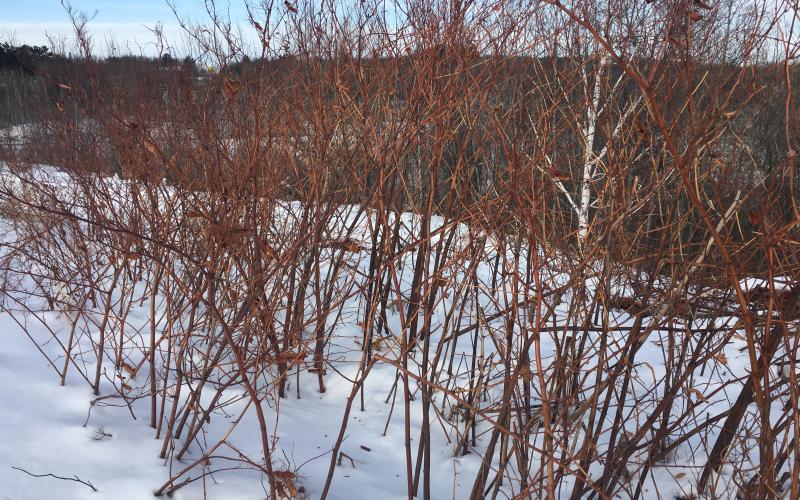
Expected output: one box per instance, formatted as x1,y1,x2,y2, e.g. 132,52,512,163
1,0,251,55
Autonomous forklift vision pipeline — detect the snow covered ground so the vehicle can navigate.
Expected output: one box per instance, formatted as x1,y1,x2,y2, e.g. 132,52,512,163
0,303,482,500
0,312,175,500
0,264,755,500
0,166,791,499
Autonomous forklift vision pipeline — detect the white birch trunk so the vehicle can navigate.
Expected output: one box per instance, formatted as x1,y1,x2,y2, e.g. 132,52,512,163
577,57,605,250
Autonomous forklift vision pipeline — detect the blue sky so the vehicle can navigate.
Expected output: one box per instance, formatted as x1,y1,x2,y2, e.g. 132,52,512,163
1,0,250,54
4,1,178,23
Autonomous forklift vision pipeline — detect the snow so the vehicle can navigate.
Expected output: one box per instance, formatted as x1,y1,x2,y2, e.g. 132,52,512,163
0,293,484,499
0,314,171,500
0,165,794,499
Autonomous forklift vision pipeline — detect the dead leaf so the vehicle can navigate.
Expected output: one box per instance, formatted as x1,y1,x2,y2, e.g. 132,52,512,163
320,239,365,253
274,470,297,497
688,11,704,22
275,350,308,365
223,77,241,98
121,362,137,377
143,138,159,155
284,0,298,13
549,167,570,181
688,387,708,402
273,470,295,480
258,238,279,259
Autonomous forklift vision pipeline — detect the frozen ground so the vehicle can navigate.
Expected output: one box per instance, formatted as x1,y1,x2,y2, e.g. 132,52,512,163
0,274,760,499
0,166,787,499
0,293,484,500
0,313,175,500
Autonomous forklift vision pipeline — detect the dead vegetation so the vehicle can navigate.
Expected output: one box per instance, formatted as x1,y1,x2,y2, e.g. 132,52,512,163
0,0,799,498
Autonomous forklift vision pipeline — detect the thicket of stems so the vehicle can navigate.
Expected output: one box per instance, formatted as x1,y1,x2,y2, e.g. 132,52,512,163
1,0,800,498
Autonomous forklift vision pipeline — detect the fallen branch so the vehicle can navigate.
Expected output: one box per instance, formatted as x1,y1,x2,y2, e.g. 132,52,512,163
11,466,98,492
